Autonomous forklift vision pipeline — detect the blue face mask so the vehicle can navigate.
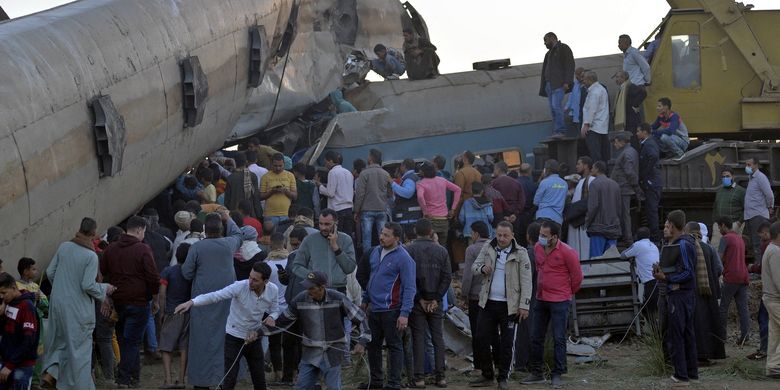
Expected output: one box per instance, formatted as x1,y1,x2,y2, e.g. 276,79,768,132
722,177,733,187
746,166,753,175
538,236,549,247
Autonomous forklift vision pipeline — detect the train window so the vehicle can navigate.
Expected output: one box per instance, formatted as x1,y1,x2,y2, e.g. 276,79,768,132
671,34,701,89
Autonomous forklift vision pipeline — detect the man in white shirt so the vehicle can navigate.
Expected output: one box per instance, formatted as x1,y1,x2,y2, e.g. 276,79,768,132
619,34,652,86
620,227,660,318
581,70,610,164
175,262,279,390
316,150,355,239
246,150,268,190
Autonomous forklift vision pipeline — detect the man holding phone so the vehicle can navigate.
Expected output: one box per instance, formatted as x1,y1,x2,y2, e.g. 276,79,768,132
260,153,298,225
291,209,357,294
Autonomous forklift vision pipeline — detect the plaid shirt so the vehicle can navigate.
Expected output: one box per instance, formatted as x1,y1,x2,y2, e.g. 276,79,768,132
261,289,370,368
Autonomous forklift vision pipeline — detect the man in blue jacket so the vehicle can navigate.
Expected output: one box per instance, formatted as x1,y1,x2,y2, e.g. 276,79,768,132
359,222,416,390
653,210,698,386
533,159,567,224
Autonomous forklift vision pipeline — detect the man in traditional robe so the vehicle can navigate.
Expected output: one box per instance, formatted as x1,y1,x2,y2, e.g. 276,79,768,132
181,211,242,388
566,156,595,260
684,222,726,364
43,218,116,390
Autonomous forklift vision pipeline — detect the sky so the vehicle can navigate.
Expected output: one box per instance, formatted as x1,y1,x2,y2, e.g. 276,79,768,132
2,0,778,74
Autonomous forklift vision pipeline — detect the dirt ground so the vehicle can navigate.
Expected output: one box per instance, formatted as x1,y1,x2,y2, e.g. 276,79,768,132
92,281,779,390
94,335,780,390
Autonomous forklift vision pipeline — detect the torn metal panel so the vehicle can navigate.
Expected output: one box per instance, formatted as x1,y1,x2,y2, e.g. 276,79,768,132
228,0,407,142
91,95,126,177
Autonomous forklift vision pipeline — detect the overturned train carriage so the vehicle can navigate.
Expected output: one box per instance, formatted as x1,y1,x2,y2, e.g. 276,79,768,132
0,0,410,273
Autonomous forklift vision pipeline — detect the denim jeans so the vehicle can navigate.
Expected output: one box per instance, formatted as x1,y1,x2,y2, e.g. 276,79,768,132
760,300,769,353
659,133,689,157
144,301,158,352
367,310,403,389
268,216,288,227
0,366,33,390
361,211,388,253
720,282,751,344
116,304,149,386
589,235,616,258
296,359,342,389
529,300,570,376
546,82,566,134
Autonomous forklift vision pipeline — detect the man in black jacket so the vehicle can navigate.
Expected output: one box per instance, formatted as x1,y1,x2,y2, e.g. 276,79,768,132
637,123,663,241
404,218,451,388
539,32,575,138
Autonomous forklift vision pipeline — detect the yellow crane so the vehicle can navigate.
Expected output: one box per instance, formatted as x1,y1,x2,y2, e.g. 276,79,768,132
646,0,780,136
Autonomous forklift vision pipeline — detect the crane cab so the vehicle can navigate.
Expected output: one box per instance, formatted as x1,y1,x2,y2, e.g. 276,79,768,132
645,0,780,138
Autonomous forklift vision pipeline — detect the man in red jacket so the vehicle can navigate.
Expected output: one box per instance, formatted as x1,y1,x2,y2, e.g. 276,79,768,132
101,216,160,388
0,272,40,389
717,216,751,344
522,220,583,389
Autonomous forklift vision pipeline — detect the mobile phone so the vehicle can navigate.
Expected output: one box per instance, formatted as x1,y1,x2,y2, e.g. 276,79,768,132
275,264,284,271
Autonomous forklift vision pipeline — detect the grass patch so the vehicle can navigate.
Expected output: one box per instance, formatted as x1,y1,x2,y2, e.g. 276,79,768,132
714,358,768,381
637,319,671,377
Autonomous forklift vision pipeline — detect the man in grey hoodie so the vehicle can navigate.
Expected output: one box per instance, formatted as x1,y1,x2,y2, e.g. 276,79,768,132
585,161,622,258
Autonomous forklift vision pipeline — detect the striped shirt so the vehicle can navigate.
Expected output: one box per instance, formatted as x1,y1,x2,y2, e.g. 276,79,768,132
262,289,370,368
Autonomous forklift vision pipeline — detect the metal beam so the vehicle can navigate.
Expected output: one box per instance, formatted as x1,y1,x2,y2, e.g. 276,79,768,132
699,0,780,94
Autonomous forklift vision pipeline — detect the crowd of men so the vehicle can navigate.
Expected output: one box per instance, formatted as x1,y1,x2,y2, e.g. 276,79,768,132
0,29,777,390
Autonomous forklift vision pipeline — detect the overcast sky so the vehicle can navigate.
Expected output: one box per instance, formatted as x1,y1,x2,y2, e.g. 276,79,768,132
2,0,778,73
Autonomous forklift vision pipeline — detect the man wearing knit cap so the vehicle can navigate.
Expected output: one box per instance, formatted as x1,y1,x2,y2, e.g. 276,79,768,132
235,226,267,281
171,211,196,266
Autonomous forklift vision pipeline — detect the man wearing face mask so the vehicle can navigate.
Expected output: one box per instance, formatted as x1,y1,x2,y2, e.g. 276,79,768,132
522,220,582,389
745,158,775,262
711,168,746,251
470,221,532,389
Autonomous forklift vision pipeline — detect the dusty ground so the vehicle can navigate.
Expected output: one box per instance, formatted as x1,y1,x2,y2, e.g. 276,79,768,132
92,281,778,389
94,336,780,390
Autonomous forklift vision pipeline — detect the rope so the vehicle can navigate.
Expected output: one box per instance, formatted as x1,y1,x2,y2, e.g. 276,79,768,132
271,326,373,388
215,342,246,390
618,281,659,345
214,325,372,389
